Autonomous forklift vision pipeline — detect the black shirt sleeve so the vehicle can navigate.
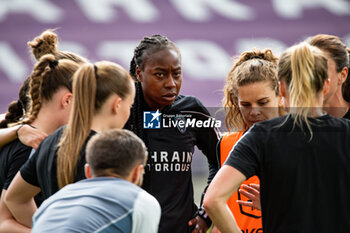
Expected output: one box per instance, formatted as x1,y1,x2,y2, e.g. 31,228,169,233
224,125,262,179
216,136,224,168
20,146,40,187
4,145,32,190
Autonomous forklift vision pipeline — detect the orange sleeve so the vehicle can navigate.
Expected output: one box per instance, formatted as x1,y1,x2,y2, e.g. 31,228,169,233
219,132,263,232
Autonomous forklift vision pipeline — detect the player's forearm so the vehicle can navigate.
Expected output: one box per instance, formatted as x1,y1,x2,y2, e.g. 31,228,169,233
204,200,240,233
6,198,36,228
0,219,31,233
0,125,21,148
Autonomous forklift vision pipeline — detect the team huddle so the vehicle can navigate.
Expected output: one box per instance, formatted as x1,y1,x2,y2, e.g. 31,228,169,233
0,30,349,233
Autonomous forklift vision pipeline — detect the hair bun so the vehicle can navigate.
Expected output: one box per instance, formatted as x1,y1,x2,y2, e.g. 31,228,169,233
28,30,58,60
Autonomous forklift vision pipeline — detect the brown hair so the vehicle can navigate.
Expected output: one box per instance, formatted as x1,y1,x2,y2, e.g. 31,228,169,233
278,42,328,135
28,29,87,64
309,34,350,102
86,129,147,177
57,61,134,188
22,55,79,125
0,77,30,128
345,48,350,102
223,49,279,131
0,30,86,128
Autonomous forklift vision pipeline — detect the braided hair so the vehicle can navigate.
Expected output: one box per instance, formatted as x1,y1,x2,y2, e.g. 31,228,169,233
28,29,87,64
126,35,180,146
0,30,86,128
22,54,78,125
0,77,30,128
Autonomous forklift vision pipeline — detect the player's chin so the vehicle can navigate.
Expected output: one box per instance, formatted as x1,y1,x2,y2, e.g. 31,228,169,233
160,96,176,106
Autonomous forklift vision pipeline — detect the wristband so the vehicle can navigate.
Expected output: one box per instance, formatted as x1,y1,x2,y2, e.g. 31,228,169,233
196,207,212,227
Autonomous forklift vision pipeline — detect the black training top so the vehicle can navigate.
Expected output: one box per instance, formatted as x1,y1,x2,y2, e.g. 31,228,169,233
0,139,32,193
20,127,97,200
343,108,350,119
126,95,220,233
226,114,350,233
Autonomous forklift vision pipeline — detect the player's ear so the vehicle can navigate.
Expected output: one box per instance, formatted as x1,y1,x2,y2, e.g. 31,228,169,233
112,95,122,115
136,66,143,82
85,164,92,178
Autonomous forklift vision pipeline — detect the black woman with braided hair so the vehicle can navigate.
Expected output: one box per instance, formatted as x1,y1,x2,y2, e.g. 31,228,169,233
124,34,220,233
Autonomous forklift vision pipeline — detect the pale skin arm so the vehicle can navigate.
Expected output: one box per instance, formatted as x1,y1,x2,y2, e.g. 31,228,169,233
210,226,220,233
0,125,21,148
17,125,47,149
5,172,40,228
209,184,261,233
237,184,261,211
0,125,47,149
0,189,30,233
203,165,246,233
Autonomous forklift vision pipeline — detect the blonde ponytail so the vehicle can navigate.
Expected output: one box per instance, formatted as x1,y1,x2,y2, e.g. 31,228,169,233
289,44,315,132
57,61,133,189
57,64,96,188
279,42,328,136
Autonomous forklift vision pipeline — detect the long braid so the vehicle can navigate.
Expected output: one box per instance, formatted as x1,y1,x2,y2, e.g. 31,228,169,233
127,35,179,147
23,59,51,124
0,101,24,128
22,54,76,126
126,83,147,144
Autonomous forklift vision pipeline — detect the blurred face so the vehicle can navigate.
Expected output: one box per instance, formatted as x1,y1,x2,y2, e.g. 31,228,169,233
136,48,182,110
237,81,280,128
323,56,341,103
115,82,135,128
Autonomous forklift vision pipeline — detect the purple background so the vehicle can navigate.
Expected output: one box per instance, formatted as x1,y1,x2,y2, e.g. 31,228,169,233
1,0,350,112
0,0,350,179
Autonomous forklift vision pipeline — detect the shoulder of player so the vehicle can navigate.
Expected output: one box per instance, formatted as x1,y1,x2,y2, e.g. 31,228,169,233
171,95,209,114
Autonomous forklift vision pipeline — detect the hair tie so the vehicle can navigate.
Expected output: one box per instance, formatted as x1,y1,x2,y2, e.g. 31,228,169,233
94,64,99,79
49,59,59,68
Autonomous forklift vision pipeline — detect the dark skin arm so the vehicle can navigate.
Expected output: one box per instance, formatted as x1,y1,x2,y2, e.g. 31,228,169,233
188,102,221,233
188,216,209,233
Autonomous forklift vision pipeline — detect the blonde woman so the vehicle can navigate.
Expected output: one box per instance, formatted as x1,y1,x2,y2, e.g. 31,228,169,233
204,42,350,233
213,49,281,233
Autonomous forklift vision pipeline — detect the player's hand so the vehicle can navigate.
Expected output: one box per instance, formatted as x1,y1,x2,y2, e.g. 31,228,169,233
18,125,47,149
188,215,209,233
237,183,261,210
